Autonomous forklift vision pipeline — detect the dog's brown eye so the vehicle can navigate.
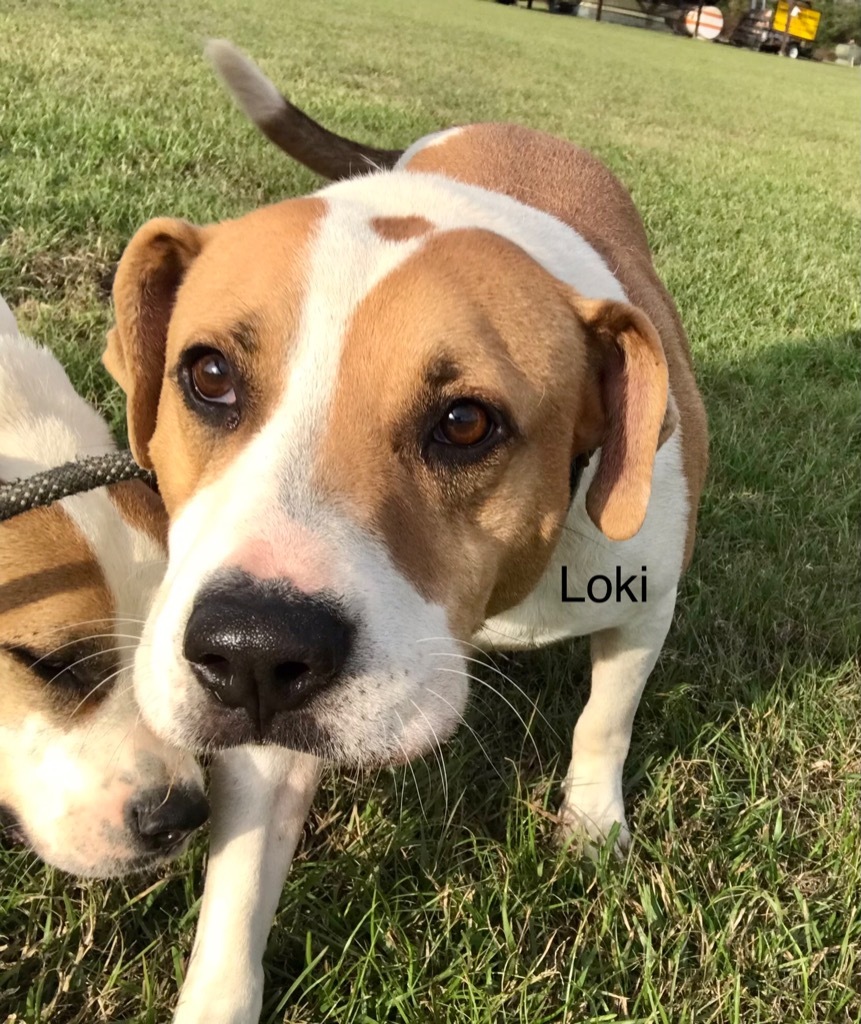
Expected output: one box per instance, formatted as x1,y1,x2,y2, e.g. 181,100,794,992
435,402,493,447
190,352,236,405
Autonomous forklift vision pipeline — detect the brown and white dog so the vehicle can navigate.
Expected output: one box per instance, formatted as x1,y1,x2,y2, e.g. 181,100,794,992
0,294,208,877
103,42,707,1021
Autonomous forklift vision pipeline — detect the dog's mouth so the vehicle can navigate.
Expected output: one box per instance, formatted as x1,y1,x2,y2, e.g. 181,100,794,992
0,803,199,875
0,803,28,849
117,842,194,876
183,698,337,756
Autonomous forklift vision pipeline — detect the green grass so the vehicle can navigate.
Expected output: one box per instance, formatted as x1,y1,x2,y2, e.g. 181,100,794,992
1,0,859,1021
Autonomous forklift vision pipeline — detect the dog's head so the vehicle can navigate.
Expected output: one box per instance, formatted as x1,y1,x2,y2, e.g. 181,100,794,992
105,174,669,764
0,331,207,877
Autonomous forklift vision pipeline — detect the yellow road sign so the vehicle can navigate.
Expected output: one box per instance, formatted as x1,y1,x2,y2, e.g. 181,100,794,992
772,1,821,42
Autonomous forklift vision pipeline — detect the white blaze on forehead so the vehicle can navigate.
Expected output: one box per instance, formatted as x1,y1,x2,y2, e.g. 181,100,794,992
274,206,427,494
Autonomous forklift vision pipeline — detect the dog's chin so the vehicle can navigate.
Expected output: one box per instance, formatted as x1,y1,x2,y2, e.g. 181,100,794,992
84,840,196,880
167,701,339,759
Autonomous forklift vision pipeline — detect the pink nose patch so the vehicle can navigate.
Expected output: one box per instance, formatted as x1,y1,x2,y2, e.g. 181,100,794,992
229,526,334,594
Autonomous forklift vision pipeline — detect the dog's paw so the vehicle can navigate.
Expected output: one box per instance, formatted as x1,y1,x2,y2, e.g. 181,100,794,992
558,786,630,860
558,803,631,860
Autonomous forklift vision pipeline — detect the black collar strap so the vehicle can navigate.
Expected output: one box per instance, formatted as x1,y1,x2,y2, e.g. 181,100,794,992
0,452,156,524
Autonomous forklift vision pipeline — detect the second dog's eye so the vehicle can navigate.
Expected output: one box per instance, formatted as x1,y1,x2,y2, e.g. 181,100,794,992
189,351,237,405
5,646,110,704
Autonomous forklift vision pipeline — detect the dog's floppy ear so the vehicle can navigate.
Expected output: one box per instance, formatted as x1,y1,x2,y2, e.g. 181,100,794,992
104,218,204,468
571,296,670,542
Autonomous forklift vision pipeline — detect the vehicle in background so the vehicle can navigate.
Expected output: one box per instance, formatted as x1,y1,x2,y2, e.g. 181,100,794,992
730,0,821,58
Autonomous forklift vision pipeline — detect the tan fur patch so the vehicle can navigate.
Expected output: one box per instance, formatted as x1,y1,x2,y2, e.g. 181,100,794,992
111,199,325,516
108,479,168,549
319,228,594,638
370,215,432,242
406,124,708,565
0,504,114,729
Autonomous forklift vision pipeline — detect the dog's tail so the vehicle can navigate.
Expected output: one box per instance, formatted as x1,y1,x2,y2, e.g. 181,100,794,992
205,40,404,181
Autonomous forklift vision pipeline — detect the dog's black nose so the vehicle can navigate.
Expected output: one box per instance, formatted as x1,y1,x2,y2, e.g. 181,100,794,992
129,786,209,853
183,573,353,734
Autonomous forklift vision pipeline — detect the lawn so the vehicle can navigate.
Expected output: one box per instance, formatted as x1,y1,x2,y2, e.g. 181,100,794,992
0,0,859,1021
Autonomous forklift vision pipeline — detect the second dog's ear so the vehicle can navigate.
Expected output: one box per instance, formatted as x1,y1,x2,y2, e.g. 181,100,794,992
104,219,203,468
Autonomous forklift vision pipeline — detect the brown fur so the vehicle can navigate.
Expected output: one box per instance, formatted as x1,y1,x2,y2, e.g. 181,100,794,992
406,125,708,564
105,219,204,468
370,216,432,242
106,199,326,516
319,229,666,636
108,479,169,548
0,505,113,725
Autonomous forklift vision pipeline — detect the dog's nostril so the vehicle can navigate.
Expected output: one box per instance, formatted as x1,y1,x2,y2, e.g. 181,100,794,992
273,661,310,687
197,653,231,671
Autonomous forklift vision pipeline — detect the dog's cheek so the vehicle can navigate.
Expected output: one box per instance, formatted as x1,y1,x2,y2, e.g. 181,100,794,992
0,715,125,868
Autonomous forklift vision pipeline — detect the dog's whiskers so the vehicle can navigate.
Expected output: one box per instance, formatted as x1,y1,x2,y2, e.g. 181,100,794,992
434,666,545,773
419,636,561,742
455,650,560,743
425,686,505,784
64,662,135,724
408,698,449,830
393,710,428,826
24,633,145,667
37,643,144,694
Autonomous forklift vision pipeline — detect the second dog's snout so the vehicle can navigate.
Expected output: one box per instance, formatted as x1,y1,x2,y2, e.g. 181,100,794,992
183,574,353,732
129,786,209,853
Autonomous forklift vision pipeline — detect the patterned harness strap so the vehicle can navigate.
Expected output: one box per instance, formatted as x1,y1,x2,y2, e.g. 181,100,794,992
0,451,156,523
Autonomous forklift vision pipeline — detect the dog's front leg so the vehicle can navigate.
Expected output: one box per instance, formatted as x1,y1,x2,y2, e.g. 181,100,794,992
173,746,321,1024
561,589,677,853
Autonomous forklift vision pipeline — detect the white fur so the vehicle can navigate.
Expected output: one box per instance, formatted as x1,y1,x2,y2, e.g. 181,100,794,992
0,293,19,337
0,309,203,876
0,332,166,636
396,126,464,167
206,39,286,126
323,168,628,302
173,747,320,1024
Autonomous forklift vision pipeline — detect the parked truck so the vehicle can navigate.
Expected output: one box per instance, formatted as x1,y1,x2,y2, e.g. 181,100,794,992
730,0,821,58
